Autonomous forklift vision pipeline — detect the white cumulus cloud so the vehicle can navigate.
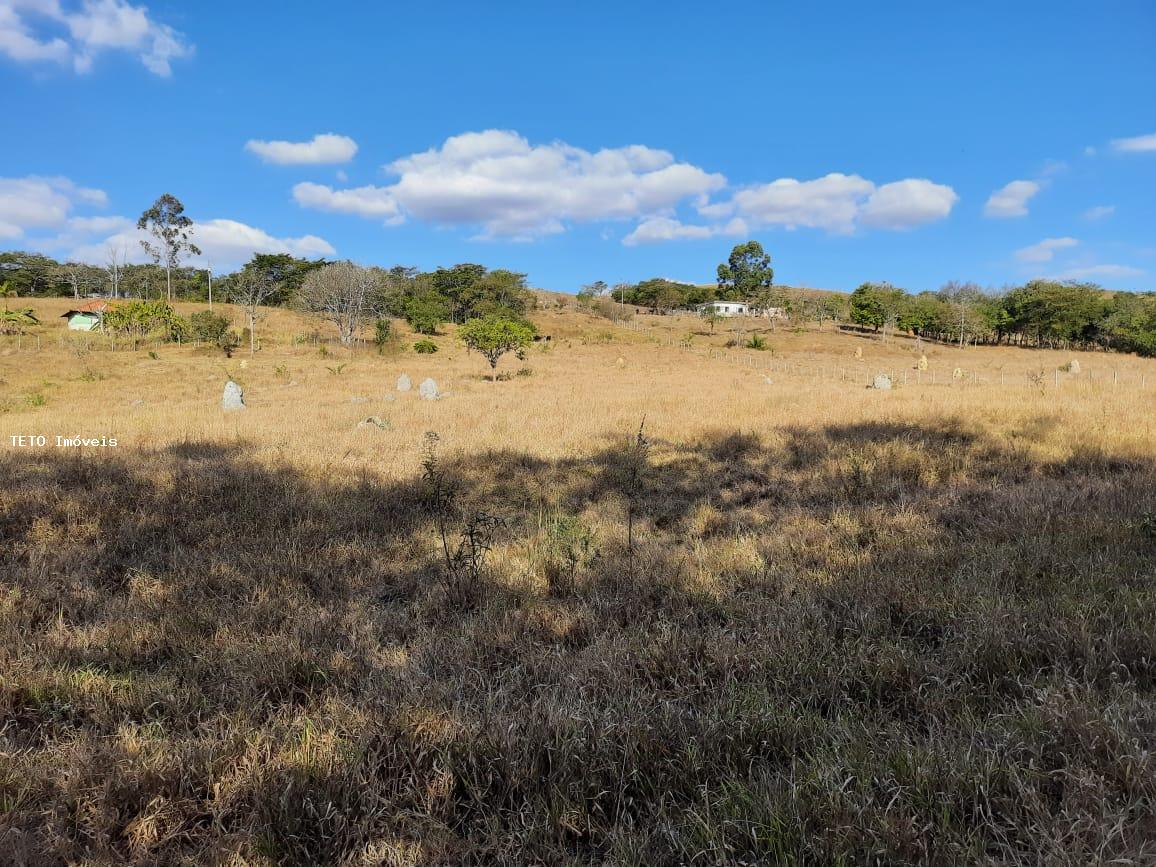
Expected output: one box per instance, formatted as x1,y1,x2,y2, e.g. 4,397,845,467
246,133,359,165
292,181,402,222
0,175,107,239
1015,237,1078,263
0,0,192,76
860,179,958,229
294,129,726,239
622,216,747,246
695,173,956,237
1109,132,1156,153
1083,205,1115,221
984,180,1040,218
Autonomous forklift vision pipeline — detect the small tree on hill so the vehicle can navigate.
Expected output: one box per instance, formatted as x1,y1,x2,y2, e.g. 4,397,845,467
458,316,535,380
228,269,279,354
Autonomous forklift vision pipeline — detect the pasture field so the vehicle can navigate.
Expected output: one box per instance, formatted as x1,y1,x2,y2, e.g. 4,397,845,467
2,298,1155,864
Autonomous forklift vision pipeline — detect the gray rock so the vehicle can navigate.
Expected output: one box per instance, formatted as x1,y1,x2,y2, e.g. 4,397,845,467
350,396,369,404
383,394,396,402
222,380,246,410
358,416,389,430
397,374,412,392
871,373,892,390
418,377,441,400
130,399,145,407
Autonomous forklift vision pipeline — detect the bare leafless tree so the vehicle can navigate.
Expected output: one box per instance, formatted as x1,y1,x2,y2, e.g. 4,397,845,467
296,261,382,346
228,270,279,355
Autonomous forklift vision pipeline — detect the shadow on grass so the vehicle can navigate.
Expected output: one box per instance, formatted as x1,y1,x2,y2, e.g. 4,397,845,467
1,418,1154,864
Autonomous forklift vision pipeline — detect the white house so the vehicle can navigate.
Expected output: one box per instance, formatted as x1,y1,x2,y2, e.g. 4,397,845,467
697,300,749,317
60,300,108,331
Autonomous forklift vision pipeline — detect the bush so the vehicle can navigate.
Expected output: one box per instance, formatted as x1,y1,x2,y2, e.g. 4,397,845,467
374,318,392,352
413,339,438,354
188,310,230,343
458,315,536,379
744,334,770,351
405,296,448,336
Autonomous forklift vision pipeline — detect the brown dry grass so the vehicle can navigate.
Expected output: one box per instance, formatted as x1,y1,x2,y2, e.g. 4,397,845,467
1,299,1155,864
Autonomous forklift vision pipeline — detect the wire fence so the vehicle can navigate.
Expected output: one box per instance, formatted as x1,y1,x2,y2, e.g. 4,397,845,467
620,324,1156,395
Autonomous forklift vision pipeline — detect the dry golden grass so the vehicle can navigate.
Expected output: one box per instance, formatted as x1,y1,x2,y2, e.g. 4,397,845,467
1,299,1155,864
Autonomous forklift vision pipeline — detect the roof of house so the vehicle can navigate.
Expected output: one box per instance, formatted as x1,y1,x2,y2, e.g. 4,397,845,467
61,300,109,318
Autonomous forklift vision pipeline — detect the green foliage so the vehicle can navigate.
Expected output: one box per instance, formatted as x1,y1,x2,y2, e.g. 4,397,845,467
188,310,230,343
404,293,450,335
137,193,201,299
102,300,187,342
458,315,536,375
238,253,329,306
373,318,392,351
717,241,774,302
744,334,770,351
413,339,438,354
0,307,39,335
849,282,905,332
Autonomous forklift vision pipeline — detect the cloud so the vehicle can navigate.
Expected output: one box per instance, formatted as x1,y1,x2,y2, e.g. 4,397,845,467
0,0,191,76
0,175,108,238
292,181,402,222
1083,205,1115,221
65,218,336,269
984,180,1040,218
860,179,958,229
294,129,726,239
1109,132,1156,153
1057,263,1144,281
290,130,955,242
722,173,874,233
245,133,358,165
622,216,747,246
695,173,956,236
1015,237,1078,263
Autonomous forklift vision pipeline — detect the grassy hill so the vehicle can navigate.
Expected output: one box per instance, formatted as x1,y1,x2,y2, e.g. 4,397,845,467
1,301,1154,863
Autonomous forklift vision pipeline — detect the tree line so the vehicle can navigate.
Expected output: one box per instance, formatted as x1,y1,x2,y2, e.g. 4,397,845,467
849,280,1156,356
2,195,1153,357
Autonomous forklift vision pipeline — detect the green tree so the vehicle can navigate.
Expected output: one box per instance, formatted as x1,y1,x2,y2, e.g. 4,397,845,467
458,315,536,380
717,241,774,303
238,253,329,306
0,252,58,296
849,282,904,333
137,194,201,301
404,291,450,335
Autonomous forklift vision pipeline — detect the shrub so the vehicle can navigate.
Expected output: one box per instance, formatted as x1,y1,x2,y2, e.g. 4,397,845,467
373,318,392,352
413,339,438,354
404,296,449,336
103,300,187,342
744,334,770,351
188,310,230,343
458,316,536,379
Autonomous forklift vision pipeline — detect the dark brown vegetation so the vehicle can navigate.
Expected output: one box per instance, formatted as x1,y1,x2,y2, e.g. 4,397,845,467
1,420,1154,864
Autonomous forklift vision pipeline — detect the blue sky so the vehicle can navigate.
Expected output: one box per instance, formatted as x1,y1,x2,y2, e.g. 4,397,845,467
1,0,1154,293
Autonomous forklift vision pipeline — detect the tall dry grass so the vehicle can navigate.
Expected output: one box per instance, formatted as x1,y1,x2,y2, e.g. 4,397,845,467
1,300,1155,864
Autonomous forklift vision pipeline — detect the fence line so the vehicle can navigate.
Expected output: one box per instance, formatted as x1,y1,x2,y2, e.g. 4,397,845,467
647,332,1154,394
